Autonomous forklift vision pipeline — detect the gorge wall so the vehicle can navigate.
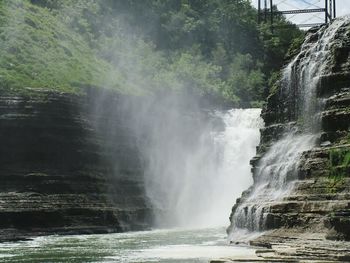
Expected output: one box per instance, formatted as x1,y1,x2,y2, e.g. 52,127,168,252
228,16,350,250
0,90,153,240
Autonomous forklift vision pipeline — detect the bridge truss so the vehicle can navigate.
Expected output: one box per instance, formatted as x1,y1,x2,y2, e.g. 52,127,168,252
257,0,337,28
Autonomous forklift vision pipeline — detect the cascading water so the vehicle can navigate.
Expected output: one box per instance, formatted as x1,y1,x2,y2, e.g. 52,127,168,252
141,107,263,228
229,17,349,235
231,133,317,232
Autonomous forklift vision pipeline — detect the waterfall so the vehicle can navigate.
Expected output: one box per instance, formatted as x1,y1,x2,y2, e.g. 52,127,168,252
284,17,349,131
231,133,317,232
229,17,349,236
141,107,263,228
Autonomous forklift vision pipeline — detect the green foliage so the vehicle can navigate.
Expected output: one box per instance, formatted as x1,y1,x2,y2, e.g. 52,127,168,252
330,148,350,167
327,148,349,194
101,0,301,105
259,20,301,71
0,0,302,105
329,148,350,179
161,51,224,95
224,53,265,106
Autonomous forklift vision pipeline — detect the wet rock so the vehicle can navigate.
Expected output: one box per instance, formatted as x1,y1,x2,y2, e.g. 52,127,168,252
320,141,332,147
0,90,152,240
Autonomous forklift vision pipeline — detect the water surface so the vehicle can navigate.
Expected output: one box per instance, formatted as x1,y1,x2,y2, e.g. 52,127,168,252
0,227,256,263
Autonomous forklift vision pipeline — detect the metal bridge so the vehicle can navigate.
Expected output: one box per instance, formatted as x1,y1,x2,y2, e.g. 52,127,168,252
257,0,337,28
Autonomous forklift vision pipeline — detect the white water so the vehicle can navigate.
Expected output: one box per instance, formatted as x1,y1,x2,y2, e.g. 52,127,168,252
142,108,263,228
283,16,350,130
0,227,257,263
229,17,350,236
231,132,317,232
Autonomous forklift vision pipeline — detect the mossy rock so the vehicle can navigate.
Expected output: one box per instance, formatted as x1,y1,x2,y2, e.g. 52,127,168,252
328,147,350,179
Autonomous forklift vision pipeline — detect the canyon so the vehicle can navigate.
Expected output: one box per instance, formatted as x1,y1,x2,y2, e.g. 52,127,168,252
0,10,349,263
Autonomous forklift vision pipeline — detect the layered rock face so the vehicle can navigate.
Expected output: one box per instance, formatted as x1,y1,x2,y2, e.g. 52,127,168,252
0,90,152,240
228,17,350,244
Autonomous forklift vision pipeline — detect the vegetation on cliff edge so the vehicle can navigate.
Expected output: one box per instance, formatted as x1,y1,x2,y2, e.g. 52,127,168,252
0,0,302,106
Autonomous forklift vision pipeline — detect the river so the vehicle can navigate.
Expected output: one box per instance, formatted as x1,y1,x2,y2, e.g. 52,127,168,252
0,227,256,262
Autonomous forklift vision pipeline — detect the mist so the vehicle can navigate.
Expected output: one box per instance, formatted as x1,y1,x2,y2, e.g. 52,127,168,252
66,2,266,229
87,85,262,228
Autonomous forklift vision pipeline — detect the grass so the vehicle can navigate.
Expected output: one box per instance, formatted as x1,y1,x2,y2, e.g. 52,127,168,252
0,0,129,97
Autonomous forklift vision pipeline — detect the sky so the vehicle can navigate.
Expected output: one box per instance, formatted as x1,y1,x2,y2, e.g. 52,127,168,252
250,0,350,26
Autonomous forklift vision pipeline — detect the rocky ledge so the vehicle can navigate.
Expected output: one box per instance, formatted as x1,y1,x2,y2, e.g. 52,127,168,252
211,229,350,262
0,89,152,241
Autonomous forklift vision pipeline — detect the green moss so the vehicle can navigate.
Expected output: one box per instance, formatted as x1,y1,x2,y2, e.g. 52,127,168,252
328,148,350,179
285,34,305,60
250,100,265,108
327,177,346,194
268,71,282,96
343,151,350,166
330,148,350,167
327,148,348,193
338,132,350,145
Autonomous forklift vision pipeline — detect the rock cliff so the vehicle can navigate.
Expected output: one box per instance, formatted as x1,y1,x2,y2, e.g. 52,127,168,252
0,89,152,241
226,17,350,261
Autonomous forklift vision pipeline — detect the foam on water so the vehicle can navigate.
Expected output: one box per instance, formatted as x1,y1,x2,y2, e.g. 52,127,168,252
127,244,256,261
0,227,255,263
